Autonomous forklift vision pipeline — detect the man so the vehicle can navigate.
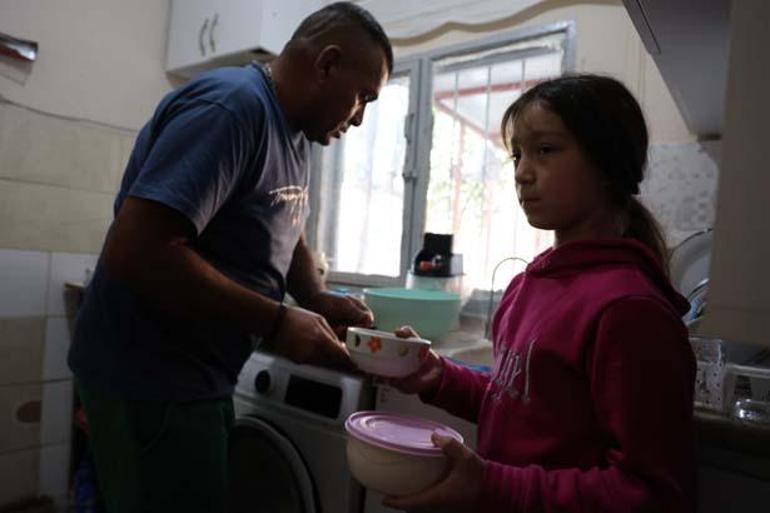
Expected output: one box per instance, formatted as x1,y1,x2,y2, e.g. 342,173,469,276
68,3,392,512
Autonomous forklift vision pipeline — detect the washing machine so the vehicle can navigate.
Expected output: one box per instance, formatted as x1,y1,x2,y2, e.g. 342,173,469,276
228,350,374,513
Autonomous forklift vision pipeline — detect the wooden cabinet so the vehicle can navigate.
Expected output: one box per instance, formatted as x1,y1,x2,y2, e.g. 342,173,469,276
166,0,323,78
699,0,770,349
622,0,730,138
624,1,770,350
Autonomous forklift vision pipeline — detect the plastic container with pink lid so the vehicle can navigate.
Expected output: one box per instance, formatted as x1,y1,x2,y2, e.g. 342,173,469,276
344,410,463,495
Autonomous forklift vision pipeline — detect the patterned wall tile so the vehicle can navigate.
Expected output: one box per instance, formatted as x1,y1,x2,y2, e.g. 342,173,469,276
641,141,720,247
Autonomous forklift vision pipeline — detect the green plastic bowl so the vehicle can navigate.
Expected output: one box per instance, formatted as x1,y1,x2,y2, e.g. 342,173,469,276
363,287,461,342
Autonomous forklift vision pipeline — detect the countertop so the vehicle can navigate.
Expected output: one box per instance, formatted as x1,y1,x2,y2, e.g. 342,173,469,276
695,408,770,479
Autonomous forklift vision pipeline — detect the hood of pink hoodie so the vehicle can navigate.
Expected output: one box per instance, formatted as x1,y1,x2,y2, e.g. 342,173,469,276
525,238,690,316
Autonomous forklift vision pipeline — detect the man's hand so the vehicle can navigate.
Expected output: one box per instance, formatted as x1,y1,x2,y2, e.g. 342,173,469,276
270,305,354,370
382,434,486,513
388,326,444,396
305,291,374,339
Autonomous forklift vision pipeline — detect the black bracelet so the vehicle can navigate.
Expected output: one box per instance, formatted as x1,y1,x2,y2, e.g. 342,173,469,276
265,303,288,342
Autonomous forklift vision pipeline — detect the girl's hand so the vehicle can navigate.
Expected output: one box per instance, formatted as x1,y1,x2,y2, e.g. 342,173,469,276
382,434,486,512
388,326,444,396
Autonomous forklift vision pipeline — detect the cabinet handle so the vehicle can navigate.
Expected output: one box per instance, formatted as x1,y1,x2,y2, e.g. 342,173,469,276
198,17,209,57
209,13,219,54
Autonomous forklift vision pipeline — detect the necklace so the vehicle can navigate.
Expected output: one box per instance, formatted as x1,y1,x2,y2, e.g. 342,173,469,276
262,62,277,96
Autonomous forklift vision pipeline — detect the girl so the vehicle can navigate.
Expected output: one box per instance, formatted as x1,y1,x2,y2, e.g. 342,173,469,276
384,74,695,512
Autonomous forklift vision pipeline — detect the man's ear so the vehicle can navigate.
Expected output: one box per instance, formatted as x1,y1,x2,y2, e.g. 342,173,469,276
314,45,343,82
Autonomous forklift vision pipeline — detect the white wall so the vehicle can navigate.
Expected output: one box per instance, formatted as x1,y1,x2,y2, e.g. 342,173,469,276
0,0,174,255
0,0,173,130
0,1,173,508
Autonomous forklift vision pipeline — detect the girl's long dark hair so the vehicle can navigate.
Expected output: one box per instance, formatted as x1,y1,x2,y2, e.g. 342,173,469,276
501,74,668,268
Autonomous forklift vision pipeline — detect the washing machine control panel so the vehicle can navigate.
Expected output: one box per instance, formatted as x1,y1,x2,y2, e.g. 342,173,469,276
236,350,373,427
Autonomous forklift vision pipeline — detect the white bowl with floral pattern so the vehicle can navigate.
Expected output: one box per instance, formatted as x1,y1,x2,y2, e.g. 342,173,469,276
345,327,431,378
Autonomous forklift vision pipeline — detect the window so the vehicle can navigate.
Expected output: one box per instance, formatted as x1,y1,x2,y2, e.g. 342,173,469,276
308,23,574,293
312,71,414,281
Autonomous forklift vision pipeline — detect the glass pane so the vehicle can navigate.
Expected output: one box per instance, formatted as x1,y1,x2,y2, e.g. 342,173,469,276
523,52,563,82
425,52,558,292
316,75,410,277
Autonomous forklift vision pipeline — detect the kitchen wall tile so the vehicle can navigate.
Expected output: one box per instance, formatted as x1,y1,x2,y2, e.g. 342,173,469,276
0,249,48,318
47,252,98,317
0,181,112,254
0,384,42,453
0,103,130,194
38,442,70,505
0,447,39,505
0,317,45,385
642,141,719,247
42,318,72,382
40,380,73,446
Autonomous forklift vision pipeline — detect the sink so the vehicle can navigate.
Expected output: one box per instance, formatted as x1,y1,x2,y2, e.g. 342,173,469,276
445,340,494,367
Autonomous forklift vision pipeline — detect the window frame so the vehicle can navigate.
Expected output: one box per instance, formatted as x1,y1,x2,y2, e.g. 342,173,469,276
308,21,576,289
306,59,422,287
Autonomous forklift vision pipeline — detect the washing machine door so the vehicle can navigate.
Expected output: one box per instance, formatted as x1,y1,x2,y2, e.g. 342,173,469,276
228,415,317,513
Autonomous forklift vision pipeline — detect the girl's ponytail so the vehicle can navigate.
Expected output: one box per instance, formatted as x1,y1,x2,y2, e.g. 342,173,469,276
625,197,668,273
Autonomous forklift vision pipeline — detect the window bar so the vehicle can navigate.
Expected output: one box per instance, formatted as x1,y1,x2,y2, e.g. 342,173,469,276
481,64,494,288
512,58,528,257
450,70,462,235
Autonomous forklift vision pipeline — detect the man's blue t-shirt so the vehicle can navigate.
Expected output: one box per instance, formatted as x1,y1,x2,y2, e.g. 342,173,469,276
69,63,310,400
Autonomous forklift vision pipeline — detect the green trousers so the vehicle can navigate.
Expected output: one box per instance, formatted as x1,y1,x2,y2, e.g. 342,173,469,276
78,385,234,513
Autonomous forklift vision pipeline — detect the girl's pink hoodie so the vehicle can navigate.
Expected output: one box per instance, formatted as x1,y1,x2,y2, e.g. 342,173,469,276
424,239,695,512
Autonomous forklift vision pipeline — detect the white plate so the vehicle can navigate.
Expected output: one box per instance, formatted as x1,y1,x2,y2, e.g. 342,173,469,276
670,229,713,298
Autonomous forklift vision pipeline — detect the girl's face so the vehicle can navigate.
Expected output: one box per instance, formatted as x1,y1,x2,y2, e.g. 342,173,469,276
510,102,620,245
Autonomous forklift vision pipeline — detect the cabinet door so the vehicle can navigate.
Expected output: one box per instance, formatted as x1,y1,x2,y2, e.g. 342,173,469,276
213,0,324,58
205,0,265,59
166,0,321,74
621,0,729,136
700,0,770,348
166,0,216,71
